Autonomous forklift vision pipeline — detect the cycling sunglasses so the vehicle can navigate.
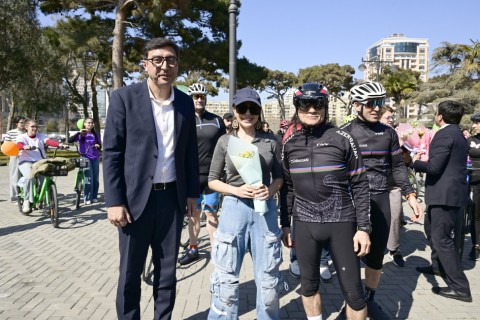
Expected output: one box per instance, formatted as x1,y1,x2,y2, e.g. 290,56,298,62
296,99,327,113
361,98,385,108
193,94,206,100
235,103,262,116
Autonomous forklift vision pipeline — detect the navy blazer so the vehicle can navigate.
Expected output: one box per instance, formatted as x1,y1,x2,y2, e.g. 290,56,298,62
103,81,200,221
413,124,468,207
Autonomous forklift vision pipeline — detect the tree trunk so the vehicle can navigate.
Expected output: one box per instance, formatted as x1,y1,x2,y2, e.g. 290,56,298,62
6,91,16,130
90,61,101,132
112,0,130,90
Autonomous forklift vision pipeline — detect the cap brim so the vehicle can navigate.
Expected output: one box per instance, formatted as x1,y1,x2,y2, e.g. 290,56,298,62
234,98,262,107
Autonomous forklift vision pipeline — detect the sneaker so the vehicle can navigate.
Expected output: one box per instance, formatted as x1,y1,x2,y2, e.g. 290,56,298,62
320,265,332,282
468,246,480,261
388,250,405,267
289,260,300,278
91,199,99,203
178,249,199,265
22,200,31,214
367,300,389,320
85,200,92,205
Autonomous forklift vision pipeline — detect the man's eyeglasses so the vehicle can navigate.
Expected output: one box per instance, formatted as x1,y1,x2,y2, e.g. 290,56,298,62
235,103,262,116
193,94,206,100
145,56,178,68
295,99,326,113
361,98,385,109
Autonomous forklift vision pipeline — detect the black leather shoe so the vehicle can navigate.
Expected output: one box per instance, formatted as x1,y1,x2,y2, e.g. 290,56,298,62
432,287,472,302
416,265,444,277
178,249,199,265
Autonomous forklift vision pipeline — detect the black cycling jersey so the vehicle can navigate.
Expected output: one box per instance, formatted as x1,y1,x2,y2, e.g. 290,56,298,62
468,134,480,185
340,118,414,196
196,110,225,175
282,123,370,228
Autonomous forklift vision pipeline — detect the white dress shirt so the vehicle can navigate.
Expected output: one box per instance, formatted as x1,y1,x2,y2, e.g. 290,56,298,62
148,86,176,183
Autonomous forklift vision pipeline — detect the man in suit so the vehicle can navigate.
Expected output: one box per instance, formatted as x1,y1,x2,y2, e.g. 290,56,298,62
413,100,472,302
103,37,200,319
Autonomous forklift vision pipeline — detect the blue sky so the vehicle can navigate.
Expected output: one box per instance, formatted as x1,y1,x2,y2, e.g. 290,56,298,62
237,0,478,75
39,0,479,100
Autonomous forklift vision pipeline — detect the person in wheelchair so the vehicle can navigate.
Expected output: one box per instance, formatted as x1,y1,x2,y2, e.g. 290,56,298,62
16,119,68,213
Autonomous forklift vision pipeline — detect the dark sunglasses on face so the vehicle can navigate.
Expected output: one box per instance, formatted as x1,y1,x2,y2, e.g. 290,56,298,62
235,103,262,116
193,94,206,100
296,99,326,113
362,98,385,108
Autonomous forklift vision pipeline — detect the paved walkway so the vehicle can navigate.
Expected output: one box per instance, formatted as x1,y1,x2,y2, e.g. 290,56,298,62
0,165,479,319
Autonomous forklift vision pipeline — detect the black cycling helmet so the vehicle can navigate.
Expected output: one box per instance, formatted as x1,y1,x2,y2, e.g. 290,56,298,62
471,112,480,122
293,83,329,109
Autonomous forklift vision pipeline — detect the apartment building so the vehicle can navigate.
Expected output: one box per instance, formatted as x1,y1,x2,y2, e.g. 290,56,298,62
362,33,429,82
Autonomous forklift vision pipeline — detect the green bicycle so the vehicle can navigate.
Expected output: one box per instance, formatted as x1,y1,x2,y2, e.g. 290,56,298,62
17,147,69,228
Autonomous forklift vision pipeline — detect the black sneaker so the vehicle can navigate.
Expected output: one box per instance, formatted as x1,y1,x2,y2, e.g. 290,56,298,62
178,249,199,265
367,300,389,320
388,250,405,267
468,246,480,261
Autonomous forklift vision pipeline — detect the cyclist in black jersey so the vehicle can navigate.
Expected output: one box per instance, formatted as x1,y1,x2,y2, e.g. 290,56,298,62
178,83,225,265
282,83,371,320
341,81,423,319
467,112,480,261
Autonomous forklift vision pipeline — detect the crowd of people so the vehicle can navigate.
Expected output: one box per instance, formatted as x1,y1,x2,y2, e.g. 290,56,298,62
4,36,477,320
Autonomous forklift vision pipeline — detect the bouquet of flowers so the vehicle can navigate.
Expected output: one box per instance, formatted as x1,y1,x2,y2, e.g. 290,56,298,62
396,123,436,161
227,136,268,214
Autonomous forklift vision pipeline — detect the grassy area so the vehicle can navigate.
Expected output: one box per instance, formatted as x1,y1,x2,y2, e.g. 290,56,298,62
0,149,81,166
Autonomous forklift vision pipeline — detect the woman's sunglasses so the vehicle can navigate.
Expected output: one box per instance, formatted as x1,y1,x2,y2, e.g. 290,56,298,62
295,99,327,113
235,103,262,116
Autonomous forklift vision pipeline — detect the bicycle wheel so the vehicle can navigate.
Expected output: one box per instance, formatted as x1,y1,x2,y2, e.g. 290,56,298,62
75,173,83,210
180,216,190,248
48,182,59,228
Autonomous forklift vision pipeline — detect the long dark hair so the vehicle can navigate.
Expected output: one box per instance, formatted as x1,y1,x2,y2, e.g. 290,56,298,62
81,118,100,145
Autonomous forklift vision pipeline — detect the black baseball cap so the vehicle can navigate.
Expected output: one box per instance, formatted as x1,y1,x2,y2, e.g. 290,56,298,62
223,112,234,119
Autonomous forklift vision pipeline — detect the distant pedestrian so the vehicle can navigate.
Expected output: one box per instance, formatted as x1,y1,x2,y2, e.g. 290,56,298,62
467,112,480,261
103,37,199,319
380,106,406,267
4,116,26,202
223,112,234,134
68,117,102,204
414,100,472,302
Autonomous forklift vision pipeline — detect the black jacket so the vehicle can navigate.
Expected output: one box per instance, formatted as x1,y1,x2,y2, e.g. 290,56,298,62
281,123,370,228
341,118,414,196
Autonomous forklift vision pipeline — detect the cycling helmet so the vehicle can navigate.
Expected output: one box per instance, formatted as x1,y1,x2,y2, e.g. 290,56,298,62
280,119,291,130
349,81,386,102
471,112,480,122
293,83,329,108
187,83,207,96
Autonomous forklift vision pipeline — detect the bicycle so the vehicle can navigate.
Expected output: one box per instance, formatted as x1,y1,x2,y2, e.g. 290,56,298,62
71,144,93,209
16,147,69,228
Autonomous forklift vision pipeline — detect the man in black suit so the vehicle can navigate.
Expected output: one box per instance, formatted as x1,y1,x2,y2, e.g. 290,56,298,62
103,38,200,319
413,100,472,302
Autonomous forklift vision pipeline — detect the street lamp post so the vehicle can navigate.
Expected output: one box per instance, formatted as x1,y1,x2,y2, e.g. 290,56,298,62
358,58,394,81
228,0,238,112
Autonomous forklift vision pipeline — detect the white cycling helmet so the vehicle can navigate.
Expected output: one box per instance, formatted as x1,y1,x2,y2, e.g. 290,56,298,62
350,81,386,102
187,83,207,96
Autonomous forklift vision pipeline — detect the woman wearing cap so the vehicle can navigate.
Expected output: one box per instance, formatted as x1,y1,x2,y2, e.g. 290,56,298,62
207,87,284,320
282,83,371,320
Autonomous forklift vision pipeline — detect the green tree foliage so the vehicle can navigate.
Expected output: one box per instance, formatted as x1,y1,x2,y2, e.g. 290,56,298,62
261,70,296,120
380,67,421,112
0,0,39,91
39,0,246,92
298,63,355,109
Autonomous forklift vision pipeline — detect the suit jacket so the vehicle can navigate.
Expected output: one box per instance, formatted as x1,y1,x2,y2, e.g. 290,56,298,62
413,124,468,207
103,81,200,221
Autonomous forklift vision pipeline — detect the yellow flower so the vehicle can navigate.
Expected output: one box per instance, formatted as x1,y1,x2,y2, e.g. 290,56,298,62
239,150,254,158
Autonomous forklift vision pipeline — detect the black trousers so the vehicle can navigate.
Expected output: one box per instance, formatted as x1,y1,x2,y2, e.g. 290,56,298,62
116,186,183,320
425,205,471,294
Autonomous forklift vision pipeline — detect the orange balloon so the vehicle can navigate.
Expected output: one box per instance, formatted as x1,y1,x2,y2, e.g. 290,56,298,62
1,141,19,156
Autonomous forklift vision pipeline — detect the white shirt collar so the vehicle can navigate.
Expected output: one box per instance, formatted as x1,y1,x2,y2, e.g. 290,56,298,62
148,84,175,106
